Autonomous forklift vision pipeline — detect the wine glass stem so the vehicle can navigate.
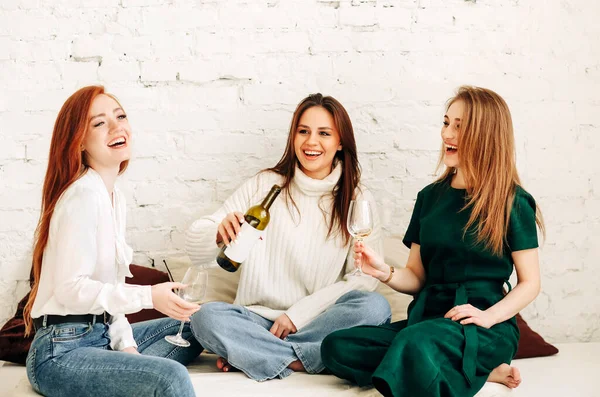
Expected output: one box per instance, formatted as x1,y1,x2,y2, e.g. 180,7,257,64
357,238,364,274
176,320,185,336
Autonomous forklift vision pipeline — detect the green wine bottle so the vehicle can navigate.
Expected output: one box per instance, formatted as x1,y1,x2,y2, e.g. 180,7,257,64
216,184,282,272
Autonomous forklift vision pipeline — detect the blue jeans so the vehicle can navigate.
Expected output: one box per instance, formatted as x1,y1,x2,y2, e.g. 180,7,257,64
190,290,392,382
26,317,202,397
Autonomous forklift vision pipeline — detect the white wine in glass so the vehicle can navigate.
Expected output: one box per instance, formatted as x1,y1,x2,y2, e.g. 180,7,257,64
347,200,373,277
165,267,208,347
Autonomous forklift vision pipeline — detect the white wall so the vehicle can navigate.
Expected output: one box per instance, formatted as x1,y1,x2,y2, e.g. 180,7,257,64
0,0,598,342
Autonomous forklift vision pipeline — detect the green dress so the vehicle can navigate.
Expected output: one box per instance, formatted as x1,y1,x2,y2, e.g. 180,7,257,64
321,178,539,397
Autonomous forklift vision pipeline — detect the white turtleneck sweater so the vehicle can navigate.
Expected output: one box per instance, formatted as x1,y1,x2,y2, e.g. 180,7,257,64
186,164,383,330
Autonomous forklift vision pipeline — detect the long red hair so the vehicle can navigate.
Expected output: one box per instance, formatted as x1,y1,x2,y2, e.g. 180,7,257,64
24,86,128,335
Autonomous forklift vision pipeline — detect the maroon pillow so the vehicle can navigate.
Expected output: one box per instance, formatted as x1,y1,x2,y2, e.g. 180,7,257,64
0,264,168,365
514,313,559,359
0,293,29,364
124,265,169,324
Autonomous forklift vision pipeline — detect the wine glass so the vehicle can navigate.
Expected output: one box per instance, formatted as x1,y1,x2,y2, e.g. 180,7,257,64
347,200,373,277
165,267,208,347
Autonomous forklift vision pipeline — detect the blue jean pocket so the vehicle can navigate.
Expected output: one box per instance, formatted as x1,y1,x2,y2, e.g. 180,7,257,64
51,323,95,357
52,323,93,342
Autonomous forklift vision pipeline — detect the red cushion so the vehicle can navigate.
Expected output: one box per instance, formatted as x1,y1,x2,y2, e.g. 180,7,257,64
0,265,168,364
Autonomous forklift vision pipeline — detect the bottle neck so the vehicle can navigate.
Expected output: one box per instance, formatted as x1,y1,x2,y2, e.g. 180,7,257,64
261,185,282,210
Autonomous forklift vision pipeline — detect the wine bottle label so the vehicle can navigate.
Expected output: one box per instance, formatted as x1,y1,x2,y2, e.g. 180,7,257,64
224,222,264,263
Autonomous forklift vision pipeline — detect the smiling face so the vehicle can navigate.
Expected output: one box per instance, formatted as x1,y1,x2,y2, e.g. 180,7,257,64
293,106,342,180
81,94,131,173
441,99,465,169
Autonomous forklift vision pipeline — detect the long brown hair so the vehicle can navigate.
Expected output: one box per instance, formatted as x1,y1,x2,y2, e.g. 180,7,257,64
436,86,545,256
24,86,129,335
267,93,360,245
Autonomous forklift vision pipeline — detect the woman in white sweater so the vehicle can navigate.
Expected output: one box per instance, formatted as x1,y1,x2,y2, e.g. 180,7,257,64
186,93,392,381
24,86,202,397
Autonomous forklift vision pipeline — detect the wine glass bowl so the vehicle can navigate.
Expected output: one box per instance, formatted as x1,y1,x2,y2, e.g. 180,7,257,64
165,267,208,347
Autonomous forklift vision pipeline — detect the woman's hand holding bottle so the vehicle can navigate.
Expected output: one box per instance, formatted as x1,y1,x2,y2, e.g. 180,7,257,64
216,212,246,246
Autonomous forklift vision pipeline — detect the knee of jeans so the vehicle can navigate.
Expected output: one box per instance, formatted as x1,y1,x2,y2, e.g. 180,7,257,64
159,360,192,392
336,289,368,304
338,291,391,318
190,302,228,335
358,292,392,324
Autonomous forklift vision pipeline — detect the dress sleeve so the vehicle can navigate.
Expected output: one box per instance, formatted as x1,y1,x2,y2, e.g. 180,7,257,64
507,188,539,252
402,190,424,249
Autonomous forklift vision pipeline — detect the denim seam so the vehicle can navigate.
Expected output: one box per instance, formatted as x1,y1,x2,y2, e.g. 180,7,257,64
162,374,193,397
233,354,298,382
27,348,38,391
46,362,184,395
200,333,297,382
378,314,392,326
49,359,178,387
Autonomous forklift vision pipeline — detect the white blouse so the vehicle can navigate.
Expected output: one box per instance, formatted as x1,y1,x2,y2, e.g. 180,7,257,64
31,168,153,351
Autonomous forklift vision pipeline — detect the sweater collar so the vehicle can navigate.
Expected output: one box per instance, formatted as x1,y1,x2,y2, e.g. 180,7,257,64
292,162,342,196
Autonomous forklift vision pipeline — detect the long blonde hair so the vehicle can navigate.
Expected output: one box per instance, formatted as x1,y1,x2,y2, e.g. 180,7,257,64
436,86,545,256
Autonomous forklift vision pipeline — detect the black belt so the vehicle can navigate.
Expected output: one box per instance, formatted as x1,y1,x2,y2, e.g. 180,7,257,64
33,313,109,332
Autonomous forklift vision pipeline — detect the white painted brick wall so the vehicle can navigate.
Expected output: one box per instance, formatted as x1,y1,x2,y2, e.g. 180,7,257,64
0,0,598,343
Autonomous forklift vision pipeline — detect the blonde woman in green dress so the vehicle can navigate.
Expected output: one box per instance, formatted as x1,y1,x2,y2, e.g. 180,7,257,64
321,86,545,397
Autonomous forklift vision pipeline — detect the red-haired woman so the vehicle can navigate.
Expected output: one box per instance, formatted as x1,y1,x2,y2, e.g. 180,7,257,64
24,86,201,397
185,93,392,381
321,86,545,397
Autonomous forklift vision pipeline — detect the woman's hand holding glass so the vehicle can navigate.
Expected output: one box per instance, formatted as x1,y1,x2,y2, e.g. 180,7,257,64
164,267,208,347
347,200,374,276
353,241,391,282
151,282,200,322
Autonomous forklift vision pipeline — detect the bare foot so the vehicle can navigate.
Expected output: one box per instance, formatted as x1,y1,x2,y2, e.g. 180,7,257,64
216,357,238,373
488,363,521,388
287,360,306,372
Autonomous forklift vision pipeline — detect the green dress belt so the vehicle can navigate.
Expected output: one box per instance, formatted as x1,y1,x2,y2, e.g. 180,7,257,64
406,279,512,386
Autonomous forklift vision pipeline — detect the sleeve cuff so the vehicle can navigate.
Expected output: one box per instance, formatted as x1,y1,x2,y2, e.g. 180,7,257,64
285,307,312,331
141,285,154,309
186,219,222,267
108,315,138,351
